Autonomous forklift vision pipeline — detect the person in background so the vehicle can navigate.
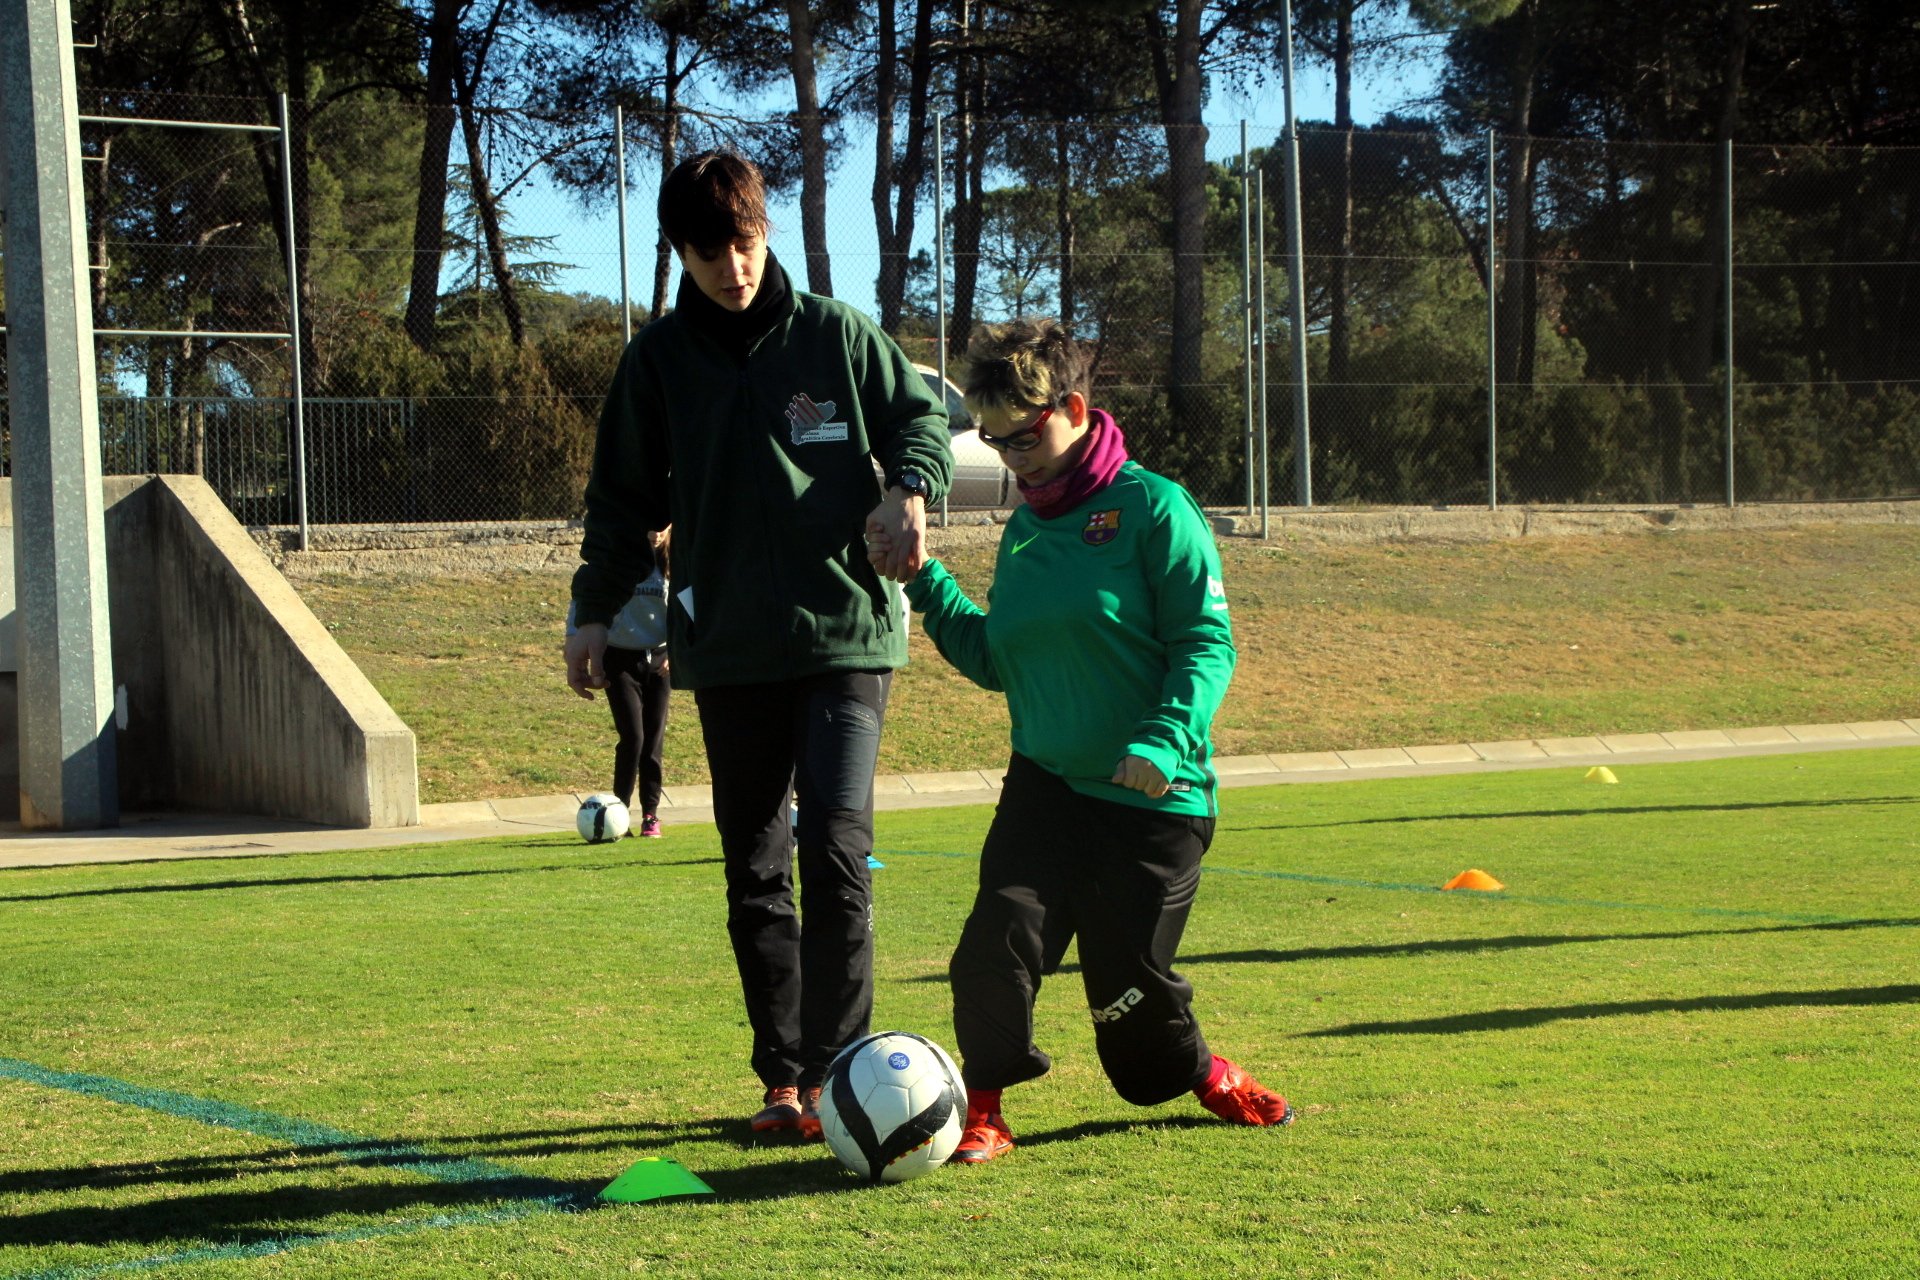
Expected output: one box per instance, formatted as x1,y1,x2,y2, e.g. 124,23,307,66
603,527,671,836
564,150,952,1138
869,317,1295,1165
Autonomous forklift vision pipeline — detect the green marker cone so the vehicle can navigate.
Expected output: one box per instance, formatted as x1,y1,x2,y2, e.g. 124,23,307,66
598,1157,715,1203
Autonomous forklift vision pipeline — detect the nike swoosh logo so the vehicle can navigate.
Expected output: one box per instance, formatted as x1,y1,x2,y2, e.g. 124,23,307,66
1009,534,1038,555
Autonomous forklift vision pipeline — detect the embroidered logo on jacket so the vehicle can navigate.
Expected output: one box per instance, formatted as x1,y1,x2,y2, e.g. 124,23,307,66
786,392,850,445
1082,508,1122,545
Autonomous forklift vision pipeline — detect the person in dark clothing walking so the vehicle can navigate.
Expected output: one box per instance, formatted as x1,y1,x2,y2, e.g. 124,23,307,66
564,151,952,1137
871,318,1295,1164
602,528,672,836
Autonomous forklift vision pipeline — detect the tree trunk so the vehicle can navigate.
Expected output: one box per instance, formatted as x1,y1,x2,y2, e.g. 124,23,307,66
653,34,684,319
872,0,899,326
1149,0,1209,446
1683,0,1752,385
879,0,936,332
784,0,834,296
947,0,982,360
1055,124,1076,332
89,133,114,317
282,9,318,390
1327,0,1354,389
457,91,528,347
1495,0,1539,392
405,0,462,352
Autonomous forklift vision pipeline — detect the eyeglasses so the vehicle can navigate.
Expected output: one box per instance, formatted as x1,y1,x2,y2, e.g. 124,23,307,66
977,403,1054,453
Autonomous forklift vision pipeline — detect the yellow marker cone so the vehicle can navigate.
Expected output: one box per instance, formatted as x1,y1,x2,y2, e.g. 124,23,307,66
1442,868,1505,892
1585,766,1619,784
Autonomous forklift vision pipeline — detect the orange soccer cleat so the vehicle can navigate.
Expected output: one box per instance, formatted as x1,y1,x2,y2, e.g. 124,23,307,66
1195,1057,1296,1127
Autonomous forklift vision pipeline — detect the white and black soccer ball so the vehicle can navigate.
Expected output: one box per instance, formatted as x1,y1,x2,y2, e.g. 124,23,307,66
576,793,630,843
818,1031,966,1184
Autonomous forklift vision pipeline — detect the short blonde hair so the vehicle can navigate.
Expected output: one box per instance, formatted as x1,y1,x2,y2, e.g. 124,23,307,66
961,317,1089,418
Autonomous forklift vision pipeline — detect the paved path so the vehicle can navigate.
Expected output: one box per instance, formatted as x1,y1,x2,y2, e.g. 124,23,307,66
3,718,1915,871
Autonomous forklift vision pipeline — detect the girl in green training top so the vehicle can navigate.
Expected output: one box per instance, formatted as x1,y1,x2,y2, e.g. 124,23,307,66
868,318,1297,1164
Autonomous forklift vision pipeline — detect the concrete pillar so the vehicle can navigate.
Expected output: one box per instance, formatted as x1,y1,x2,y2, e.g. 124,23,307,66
0,0,120,828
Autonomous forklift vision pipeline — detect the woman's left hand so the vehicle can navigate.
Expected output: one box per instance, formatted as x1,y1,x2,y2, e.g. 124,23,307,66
1112,755,1170,798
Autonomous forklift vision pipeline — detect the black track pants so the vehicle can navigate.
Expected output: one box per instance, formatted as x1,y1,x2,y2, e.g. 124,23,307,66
604,645,669,816
695,670,890,1090
950,752,1214,1106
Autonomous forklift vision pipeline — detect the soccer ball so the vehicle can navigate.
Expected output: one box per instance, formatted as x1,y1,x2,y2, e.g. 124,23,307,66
576,793,630,843
818,1031,966,1184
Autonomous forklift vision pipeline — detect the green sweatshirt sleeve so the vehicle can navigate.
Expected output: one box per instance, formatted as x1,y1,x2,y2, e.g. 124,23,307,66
1122,487,1236,782
572,340,671,628
903,560,1003,693
852,315,954,502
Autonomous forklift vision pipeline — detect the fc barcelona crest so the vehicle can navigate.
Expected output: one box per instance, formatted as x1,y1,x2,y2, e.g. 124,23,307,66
1082,509,1122,545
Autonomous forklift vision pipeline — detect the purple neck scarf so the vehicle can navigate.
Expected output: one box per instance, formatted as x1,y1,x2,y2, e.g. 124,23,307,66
1018,408,1130,519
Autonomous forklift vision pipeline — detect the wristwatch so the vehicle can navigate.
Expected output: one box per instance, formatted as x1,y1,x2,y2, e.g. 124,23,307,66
890,469,932,501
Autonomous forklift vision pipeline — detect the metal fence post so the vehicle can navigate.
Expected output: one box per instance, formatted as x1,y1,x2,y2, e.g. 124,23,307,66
1724,137,1735,508
615,104,632,345
1241,120,1254,516
277,92,309,550
1486,126,1498,512
1256,168,1270,533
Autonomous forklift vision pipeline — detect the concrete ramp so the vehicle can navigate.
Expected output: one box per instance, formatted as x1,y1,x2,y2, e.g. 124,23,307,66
3,475,417,828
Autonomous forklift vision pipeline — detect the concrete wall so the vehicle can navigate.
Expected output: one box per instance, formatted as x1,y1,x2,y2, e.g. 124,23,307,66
3,476,418,827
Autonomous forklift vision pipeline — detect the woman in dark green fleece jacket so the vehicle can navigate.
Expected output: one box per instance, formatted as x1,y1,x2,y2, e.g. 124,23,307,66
564,152,952,1138
872,318,1295,1165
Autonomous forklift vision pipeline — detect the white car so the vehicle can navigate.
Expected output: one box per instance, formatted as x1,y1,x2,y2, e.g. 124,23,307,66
914,364,1014,509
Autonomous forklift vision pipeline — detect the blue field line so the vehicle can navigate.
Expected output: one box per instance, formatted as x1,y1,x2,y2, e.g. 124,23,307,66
871,848,1862,924
0,1057,555,1188
4,1196,573,1280
0,1057,587,1280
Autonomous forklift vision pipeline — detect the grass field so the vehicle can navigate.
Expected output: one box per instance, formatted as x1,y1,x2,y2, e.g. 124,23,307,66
294,525,1920,804
4,749,1917,1278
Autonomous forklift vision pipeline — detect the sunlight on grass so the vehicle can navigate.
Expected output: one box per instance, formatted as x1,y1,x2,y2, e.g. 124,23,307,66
1,750,1915,1277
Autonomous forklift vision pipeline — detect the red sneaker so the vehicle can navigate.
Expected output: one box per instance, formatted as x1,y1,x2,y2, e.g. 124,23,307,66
951,1111,1014,1164
797,1085,825,1141
1195,1058,1295,1127
750,1085,802,1133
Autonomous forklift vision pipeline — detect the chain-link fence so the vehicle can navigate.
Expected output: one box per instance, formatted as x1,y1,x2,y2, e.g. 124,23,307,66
3,92,1916,527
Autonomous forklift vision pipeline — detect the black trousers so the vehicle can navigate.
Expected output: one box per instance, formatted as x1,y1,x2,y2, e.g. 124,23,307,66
694,670,890,1090
604,645,670,816
951,752,1214,1106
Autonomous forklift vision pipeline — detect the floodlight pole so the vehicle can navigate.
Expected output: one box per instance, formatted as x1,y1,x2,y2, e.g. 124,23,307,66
0,0,120,828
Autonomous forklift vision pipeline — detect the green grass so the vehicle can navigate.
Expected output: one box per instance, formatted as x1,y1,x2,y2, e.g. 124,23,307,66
4,748,1918,1277
296,525,1920,803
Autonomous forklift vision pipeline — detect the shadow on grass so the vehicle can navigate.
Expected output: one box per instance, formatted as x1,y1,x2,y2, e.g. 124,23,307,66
1179,916,1920,967
1302,983,1920,1037
1226,794,1920,834
0,1120,743,1199
0,1176,599,1251
894,917,1920,984
0,855,724,904
1014,1115,1221,1148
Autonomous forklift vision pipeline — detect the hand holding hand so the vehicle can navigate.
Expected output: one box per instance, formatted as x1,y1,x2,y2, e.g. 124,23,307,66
863,489,926,582
1111,755,1171,798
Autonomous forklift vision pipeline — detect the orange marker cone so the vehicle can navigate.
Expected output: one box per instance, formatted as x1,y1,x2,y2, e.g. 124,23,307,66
1442,868,1505,891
